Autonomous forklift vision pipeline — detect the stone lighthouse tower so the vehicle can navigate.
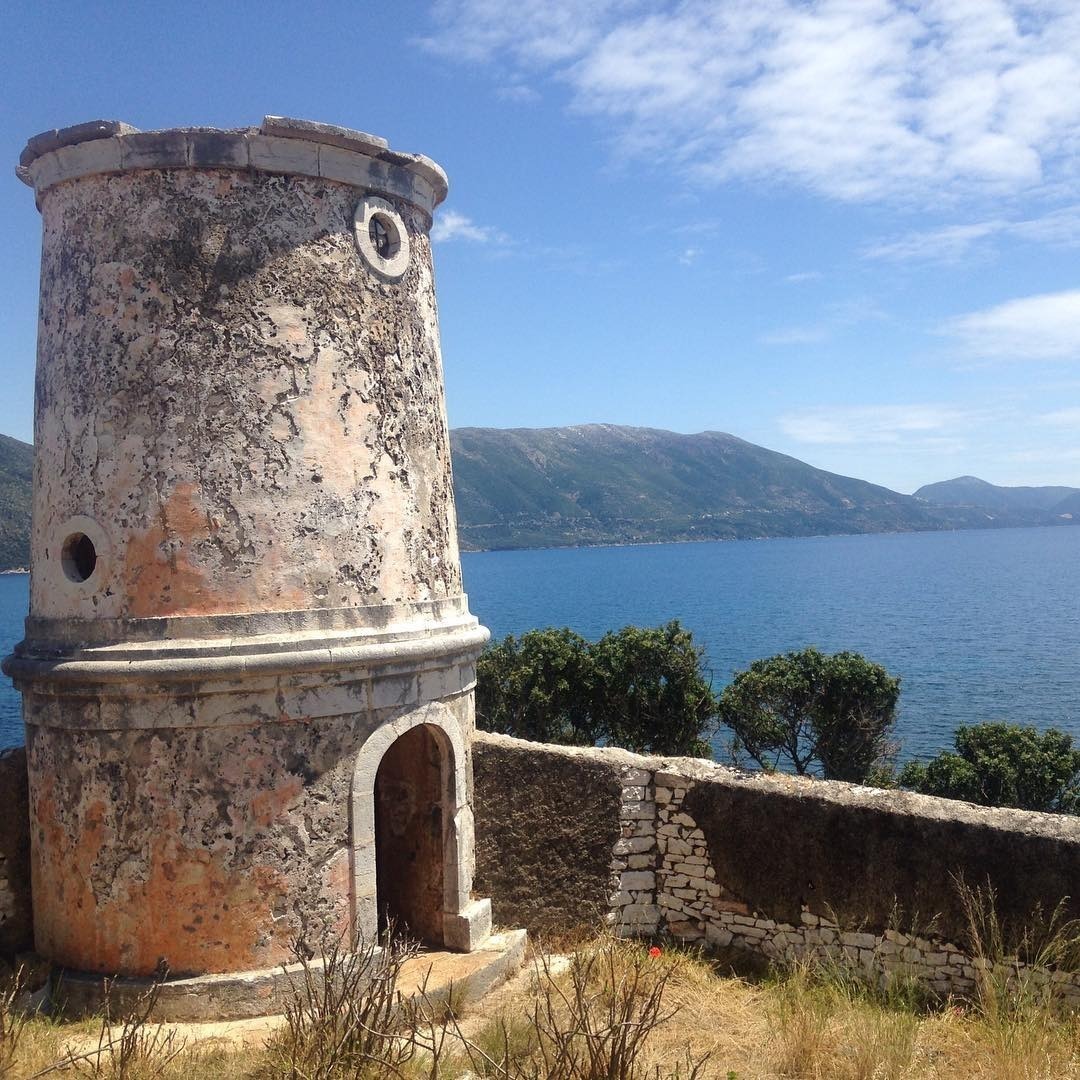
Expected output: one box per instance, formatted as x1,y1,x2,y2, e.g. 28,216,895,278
6,117,491,1016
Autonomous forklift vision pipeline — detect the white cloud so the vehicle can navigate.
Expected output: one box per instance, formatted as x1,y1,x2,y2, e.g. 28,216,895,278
423,0,1080,203
865,205,1080,262
784,271,823,284
864,221,1006,262
943,290,1080,361
678,247,702,265
779,404,971,446
430,210,507,244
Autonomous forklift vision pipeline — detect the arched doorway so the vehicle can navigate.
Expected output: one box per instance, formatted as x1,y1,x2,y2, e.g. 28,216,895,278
373,723,446,944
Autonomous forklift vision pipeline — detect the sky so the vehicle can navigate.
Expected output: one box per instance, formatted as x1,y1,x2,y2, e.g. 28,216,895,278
2,0,1079,494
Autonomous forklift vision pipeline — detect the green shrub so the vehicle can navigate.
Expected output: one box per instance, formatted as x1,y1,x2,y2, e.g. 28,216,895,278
900,723,1080,813
717,647,900,782
476,621,718,756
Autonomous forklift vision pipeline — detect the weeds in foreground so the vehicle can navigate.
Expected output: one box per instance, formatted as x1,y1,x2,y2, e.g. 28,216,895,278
954,877,1080,1080
3,895,1080,1080
263,927,421,1080
957,876,1080,1024
767,961,921,1080
1,967,28,1076
73,976,183,1079
423,942,708,1079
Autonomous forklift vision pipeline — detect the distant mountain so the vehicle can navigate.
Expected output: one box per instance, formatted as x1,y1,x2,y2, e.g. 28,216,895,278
1,427,1076,570
1051,491,1080,517
914,475,1080,514
0,434,32,572
450,425,1069,550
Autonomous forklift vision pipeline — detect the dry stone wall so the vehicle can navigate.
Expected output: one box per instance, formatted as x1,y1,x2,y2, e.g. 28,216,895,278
0,746,31,957
474,733,1080,1004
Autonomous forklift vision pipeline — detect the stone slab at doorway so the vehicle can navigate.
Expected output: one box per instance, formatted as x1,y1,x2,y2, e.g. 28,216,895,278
56,930,528,1026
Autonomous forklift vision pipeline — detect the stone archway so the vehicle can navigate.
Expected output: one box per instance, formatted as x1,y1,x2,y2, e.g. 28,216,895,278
374,723,446,944
350,702,490,951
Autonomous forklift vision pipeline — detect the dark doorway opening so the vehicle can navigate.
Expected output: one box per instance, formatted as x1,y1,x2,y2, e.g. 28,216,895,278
374,724,446,945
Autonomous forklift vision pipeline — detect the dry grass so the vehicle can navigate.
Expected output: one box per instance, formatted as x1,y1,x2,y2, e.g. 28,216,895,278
2,931,1078,1079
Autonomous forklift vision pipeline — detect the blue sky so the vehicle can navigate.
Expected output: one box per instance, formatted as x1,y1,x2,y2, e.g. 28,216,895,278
2,0,1079,493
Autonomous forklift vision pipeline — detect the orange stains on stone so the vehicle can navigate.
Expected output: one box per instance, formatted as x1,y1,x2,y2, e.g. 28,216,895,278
120,481,305,617
250,775,303,828
34,812,296,977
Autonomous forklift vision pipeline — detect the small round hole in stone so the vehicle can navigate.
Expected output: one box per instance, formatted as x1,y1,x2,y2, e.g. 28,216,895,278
61,532,97,583
369,213,401,260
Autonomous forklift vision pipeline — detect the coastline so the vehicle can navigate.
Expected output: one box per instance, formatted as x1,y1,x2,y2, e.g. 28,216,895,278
458,518,1077,555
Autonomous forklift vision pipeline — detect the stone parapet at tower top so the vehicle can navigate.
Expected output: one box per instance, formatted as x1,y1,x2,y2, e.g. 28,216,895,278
4,116,492,1020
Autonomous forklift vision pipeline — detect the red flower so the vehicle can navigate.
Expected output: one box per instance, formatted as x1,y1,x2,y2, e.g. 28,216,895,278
648,946,662,958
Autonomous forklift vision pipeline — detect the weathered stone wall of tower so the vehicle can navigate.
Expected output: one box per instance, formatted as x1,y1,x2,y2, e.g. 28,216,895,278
31,166,457,623
6,120,489,1005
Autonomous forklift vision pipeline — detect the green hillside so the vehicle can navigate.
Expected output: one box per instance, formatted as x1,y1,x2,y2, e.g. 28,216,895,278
450,425,1065,550
0,434,32,572
2,426,1076,568
914,475,1080,514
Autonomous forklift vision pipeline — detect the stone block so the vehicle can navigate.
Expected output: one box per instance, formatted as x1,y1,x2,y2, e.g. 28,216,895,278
732,924,768,939
653,771,688,788
443,898,492,953
120,130,188,169
841,931,877,949
619,903,660,930
248,134,320,177
705,924,733,947
370,673,419,710
261,115,389,152
620,870,655,892
187,131,249,169
418,665,466,703
21,119,136,166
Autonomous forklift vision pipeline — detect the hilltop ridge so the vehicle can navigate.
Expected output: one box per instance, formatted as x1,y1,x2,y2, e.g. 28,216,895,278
914,475,1080,515
449,424,1072,550
1,426,1076,568
0,434,31,573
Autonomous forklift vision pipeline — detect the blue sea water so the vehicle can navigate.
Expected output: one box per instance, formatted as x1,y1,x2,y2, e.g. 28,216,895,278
1,526,1078,758
0,573,27,750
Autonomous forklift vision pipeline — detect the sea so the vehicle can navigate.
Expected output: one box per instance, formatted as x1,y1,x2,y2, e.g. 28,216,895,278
2,525,1078,760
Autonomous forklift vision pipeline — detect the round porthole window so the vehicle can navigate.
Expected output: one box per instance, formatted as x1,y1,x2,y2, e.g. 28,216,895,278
61,532,97,582
53,515,109,594
354,196,410,281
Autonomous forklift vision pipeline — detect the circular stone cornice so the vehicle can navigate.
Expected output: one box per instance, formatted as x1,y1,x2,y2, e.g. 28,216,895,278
15,115,449,215
2,598,489,694
2,618,489,691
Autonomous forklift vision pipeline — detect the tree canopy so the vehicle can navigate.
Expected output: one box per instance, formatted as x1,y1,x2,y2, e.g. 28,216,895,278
899,723,1080,813
475,620,718,756
475,627,598,746
717,647,900,782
